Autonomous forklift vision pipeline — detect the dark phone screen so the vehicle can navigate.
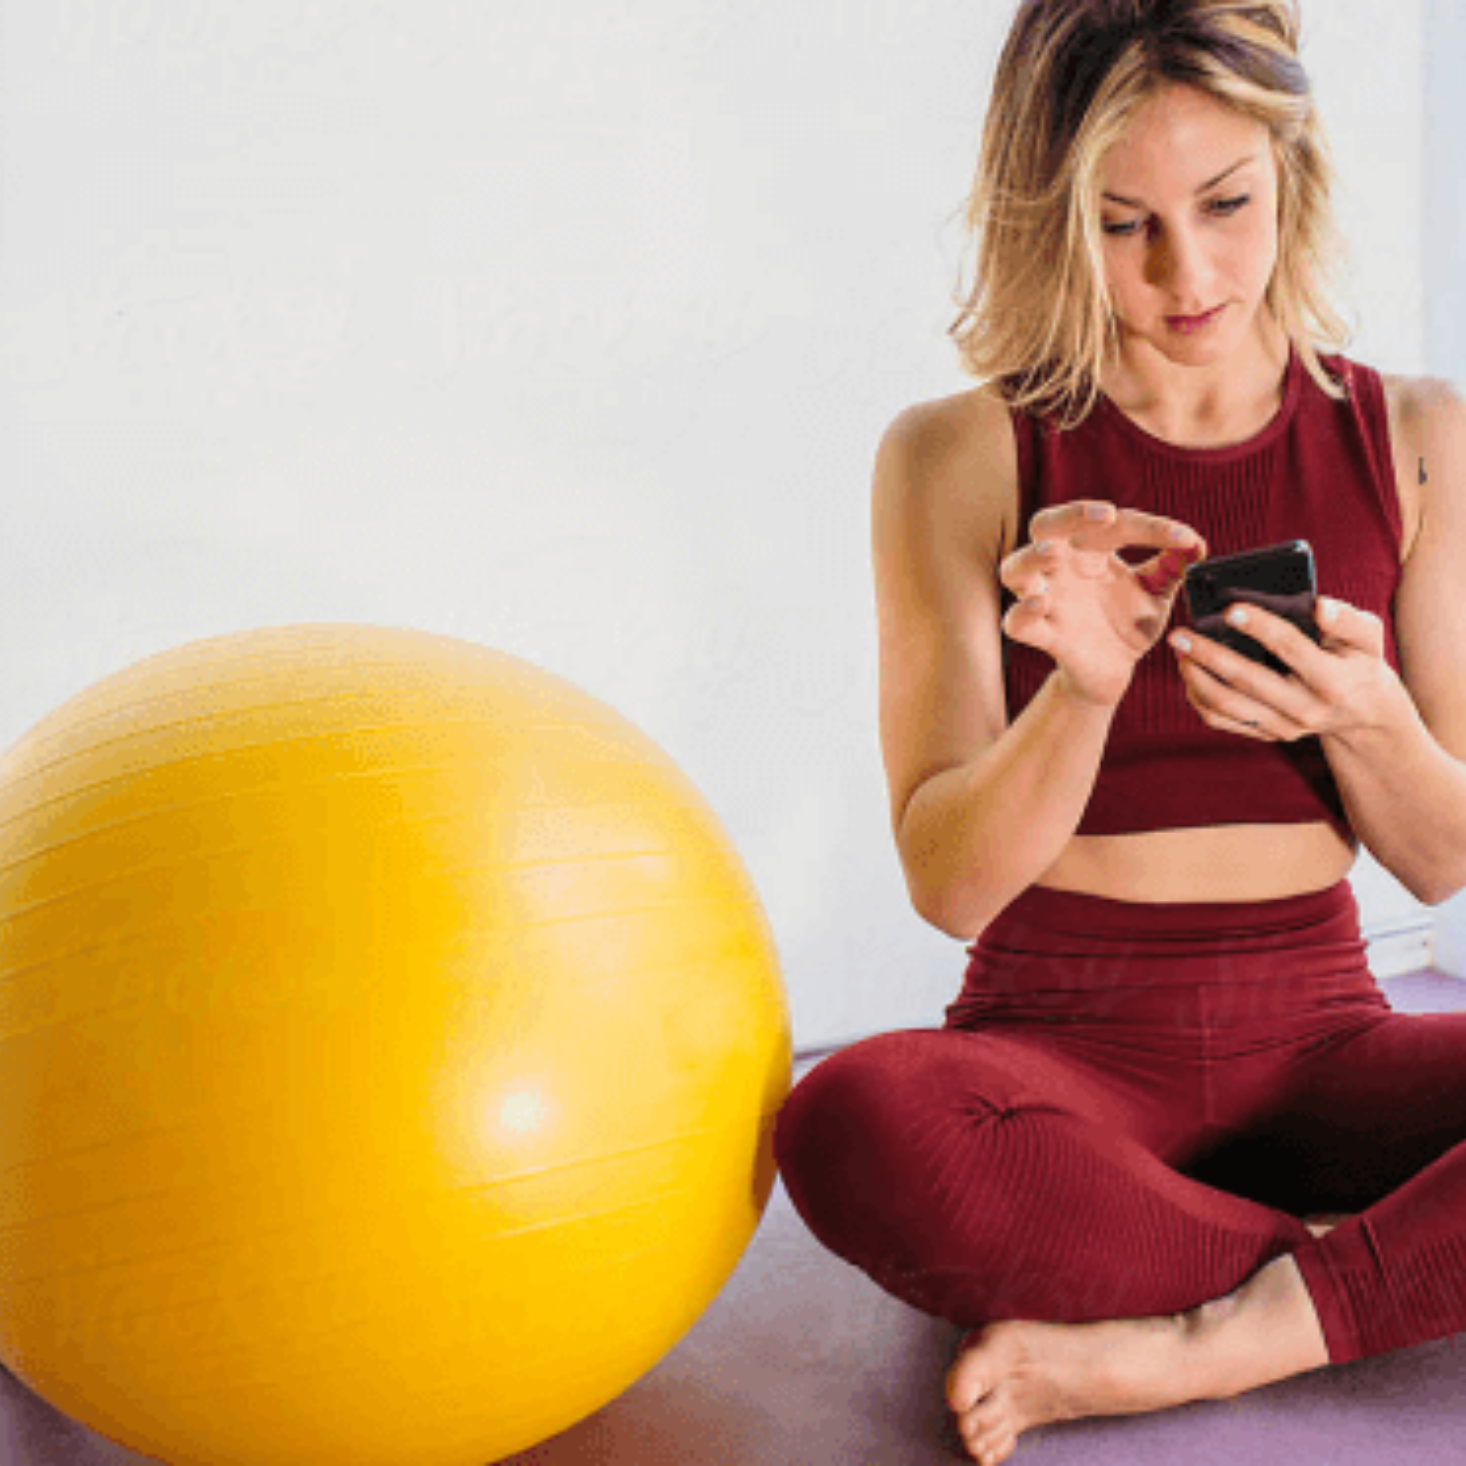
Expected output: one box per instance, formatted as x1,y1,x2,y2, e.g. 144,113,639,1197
1182,541,1320,676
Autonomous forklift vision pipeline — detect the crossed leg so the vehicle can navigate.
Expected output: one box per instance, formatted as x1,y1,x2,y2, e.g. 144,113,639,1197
1188,1006,1466,1364
775,1014,1466,1464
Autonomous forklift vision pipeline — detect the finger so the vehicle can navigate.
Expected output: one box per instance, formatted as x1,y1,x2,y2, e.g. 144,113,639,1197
999,560,1050,603
1317,597,1385,655
1028,501,1115,539
1174,632,1319,739
1172,625,1267,686
1026,501,1124,550
1219,602,1322,672
1030,502,1206,557
999,539,1058,596
1135,541,1206,596
1085,507,1207,557
1174,653,1281,739
1001,594,1055,653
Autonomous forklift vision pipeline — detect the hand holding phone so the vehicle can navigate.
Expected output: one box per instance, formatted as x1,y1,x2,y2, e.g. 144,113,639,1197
1182,540,1320,677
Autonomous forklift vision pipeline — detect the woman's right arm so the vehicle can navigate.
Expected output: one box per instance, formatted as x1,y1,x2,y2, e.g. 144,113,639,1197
873,397,1202,941
872,399,1113,940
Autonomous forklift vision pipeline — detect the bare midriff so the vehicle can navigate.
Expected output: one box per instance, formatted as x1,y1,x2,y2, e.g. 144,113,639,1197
1034,820,1357,903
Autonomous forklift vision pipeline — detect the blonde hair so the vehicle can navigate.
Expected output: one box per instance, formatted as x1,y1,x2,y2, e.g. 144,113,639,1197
949,0,1355,429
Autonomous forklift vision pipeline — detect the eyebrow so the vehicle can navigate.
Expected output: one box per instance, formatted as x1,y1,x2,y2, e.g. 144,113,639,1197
1101,155,1258,209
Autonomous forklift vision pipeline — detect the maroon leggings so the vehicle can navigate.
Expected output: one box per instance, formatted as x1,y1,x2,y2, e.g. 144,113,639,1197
774,879,1466,1364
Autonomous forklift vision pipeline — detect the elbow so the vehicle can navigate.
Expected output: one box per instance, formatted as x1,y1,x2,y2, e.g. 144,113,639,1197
919,901,983,945
1400,844,1466,907
1415,868,1466,908
895,818,1004,942
905,869,992,944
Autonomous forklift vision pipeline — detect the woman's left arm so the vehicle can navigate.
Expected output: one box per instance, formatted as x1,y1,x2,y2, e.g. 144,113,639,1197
1169,379,1466,905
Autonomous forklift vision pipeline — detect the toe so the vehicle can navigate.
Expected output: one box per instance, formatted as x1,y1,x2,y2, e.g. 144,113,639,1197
948,1372,984,1415
960,1396,1012,1463
970,1424,1013,1466
947,1328,994,1412
947,1357,986,1414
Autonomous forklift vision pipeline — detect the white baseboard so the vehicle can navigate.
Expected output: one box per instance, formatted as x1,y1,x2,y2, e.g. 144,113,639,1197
1364,916,1436,980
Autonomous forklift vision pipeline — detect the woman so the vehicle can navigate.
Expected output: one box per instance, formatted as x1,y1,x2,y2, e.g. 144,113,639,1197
773,2,1466,1463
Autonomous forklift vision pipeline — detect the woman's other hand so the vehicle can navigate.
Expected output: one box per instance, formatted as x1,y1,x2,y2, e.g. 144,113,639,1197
1001,501,1207,710
1169,596,1410,745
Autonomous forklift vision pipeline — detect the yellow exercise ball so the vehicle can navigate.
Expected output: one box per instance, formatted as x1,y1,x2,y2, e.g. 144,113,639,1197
0,625,792,1466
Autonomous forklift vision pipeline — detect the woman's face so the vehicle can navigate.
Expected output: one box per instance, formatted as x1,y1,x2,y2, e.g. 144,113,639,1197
1097,84,1281,358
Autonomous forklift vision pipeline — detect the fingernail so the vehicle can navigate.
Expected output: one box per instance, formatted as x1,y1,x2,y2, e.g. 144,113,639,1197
1085,504,1110,520
1169,524,1190,542
1227,606,1249,627
1171,632,1192,653
1321,597,1340,623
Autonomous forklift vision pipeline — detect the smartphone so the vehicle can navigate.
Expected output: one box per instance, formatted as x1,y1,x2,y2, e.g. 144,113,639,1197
1182,540,1320,677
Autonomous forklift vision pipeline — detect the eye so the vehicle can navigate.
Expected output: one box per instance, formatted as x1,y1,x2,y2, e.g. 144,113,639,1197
1102,195,1252,239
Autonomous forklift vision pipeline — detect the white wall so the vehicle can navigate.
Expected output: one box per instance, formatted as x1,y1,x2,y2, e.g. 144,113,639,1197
0,1,1440,1055
1422,0,1466,976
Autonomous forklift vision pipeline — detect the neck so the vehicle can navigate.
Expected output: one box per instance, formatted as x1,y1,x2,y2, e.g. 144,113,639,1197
1102,315,1293,431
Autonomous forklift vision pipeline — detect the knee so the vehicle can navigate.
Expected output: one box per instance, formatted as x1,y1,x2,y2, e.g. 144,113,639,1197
776,1032,930,1171
774,1029,1004,1233
773,1032,928,1253
774,1030,1051,1324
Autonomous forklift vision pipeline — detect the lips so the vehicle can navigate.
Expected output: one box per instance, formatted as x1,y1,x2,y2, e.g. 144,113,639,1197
1167,306,1220,326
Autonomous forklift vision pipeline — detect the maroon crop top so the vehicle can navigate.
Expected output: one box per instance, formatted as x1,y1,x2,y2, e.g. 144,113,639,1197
1002,343,1404,836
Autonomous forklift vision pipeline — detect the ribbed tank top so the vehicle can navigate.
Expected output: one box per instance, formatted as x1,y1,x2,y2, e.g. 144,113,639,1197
1003,343,1404,836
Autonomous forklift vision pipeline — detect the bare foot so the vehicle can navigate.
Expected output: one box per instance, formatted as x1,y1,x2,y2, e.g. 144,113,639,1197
945,1254,1330,1465
945,1312,1195,1464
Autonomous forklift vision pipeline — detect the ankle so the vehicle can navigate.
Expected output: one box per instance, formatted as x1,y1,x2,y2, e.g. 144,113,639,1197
1180,1290,1251,1400
1181,1256,1329,1400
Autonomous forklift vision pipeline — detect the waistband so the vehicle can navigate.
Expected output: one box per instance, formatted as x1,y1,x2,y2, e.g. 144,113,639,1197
969,877,1359,951
954,877,1372,1001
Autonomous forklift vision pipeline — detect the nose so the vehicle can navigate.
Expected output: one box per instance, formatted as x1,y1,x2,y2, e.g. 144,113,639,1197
1142,223,1212,301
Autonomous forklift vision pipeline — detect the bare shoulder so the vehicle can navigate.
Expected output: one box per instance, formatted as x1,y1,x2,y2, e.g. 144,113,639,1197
1379,371,1448,427
1381,373,1464,564
1382,374,1466,768
878,384,1021,563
